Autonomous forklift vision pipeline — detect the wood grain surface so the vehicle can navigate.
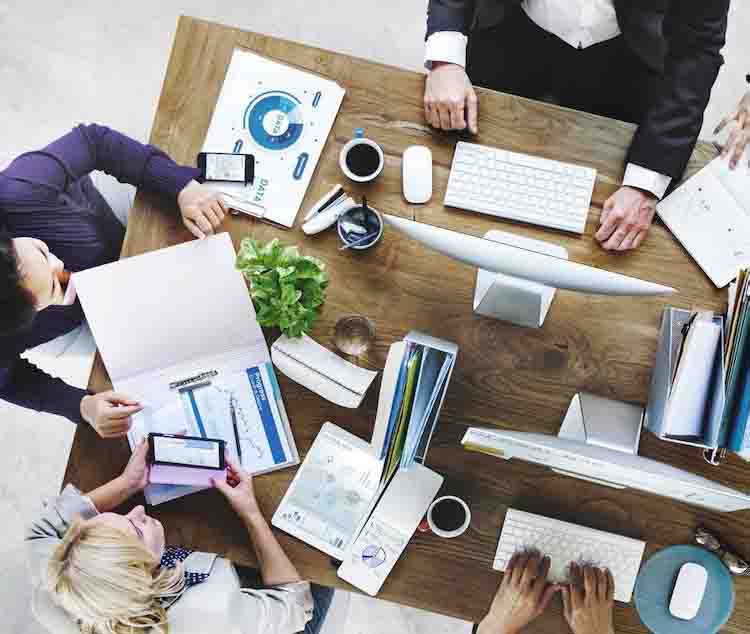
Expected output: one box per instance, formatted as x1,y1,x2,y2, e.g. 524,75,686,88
63,16,750,631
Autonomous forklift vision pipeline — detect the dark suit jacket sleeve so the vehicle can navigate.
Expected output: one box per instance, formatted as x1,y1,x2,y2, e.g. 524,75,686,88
426,0,476,38
627,1,729,181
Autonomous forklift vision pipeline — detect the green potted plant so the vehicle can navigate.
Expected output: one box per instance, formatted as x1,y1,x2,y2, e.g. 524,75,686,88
236,237,328,338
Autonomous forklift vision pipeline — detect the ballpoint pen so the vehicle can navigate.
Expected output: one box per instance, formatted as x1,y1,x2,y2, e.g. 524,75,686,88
230,399,243,464
339,231,379,251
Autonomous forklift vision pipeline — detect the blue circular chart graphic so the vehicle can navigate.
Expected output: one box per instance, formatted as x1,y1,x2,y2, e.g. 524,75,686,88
245,91,304,151
361,545,387,569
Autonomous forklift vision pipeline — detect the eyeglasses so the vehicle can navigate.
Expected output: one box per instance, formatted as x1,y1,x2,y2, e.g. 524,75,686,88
695,526,749,575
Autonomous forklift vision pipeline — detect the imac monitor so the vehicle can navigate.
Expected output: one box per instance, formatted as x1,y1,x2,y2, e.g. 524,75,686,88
383,215,675,297
462,427,750,513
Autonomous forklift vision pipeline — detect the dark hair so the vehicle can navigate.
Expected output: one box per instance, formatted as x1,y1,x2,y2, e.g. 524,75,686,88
0,229,36,335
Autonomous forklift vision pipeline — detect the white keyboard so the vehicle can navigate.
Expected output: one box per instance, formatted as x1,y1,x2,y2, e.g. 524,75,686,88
445,142,597,234
493,509,646,603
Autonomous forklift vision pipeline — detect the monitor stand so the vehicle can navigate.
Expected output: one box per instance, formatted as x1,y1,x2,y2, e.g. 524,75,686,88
473,230,569,329
553,392,645,489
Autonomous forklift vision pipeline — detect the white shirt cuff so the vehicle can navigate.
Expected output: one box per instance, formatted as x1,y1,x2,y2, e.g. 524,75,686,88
623,163,672,199
424,32,468,70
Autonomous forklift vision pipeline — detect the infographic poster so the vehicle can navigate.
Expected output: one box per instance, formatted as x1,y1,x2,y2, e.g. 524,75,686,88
203,49,346,228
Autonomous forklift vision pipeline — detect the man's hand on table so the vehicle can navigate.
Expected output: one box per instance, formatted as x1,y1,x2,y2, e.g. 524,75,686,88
561,563,616,634
80,391,143,438
478,551,559,634
178,180,228,239
424,62,478,134
714,91,750,171
595,186,657,251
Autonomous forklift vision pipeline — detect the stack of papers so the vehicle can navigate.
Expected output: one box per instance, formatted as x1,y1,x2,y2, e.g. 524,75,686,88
272,333,457,595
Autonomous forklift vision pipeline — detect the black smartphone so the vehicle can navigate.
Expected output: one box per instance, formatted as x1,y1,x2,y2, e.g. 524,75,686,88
147,433,226,470
197,152,255,184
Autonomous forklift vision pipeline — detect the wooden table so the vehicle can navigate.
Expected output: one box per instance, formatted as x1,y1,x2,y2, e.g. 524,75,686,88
64,16,750,633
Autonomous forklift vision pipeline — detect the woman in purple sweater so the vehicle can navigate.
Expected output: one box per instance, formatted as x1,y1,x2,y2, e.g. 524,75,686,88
0,124,227,437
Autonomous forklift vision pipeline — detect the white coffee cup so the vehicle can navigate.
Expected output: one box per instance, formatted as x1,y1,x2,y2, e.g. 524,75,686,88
339,134,384,183
426,495,471,539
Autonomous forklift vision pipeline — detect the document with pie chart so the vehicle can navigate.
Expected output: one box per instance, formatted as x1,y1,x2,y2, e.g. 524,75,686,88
203,48,346,228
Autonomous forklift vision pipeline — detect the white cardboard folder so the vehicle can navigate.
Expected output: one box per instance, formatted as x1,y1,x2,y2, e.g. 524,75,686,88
73,233,298,505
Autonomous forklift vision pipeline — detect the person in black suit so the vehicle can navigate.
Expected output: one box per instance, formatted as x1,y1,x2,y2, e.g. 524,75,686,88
423,1,730,251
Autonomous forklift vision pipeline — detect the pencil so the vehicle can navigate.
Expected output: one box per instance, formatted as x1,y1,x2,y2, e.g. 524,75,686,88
230,399,243,464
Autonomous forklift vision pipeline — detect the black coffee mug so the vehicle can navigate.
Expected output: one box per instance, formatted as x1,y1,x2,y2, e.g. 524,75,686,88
426,496,471,538
339,130,384,182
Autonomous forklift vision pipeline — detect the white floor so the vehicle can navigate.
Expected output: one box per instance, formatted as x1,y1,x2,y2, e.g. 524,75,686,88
1,1,749,632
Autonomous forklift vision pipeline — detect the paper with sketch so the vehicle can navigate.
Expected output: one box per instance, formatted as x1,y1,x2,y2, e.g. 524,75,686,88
203,48,345,228
73,233,298,505
272,423,383,560
657,157,750,288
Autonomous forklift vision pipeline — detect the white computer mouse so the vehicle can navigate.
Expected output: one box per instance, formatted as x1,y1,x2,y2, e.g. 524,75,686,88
402,145,432,204
669,562,708,620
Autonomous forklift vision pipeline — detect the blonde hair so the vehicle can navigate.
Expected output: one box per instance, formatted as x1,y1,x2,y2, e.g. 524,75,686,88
46,518,185,634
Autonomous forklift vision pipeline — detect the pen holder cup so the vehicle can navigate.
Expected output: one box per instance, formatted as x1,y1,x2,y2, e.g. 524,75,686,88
337,205,383,250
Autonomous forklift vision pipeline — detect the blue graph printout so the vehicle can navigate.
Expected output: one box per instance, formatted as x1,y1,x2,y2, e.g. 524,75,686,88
178,362,292,471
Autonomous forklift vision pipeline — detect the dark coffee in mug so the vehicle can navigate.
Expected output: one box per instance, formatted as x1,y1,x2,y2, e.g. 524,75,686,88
345,142,381,178
430,498,467,532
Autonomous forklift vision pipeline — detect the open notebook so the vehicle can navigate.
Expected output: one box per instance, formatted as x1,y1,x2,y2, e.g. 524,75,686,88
657,157,750,288
73,233,298,505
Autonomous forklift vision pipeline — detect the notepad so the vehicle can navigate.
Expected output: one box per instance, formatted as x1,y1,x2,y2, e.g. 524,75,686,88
657,157,750,288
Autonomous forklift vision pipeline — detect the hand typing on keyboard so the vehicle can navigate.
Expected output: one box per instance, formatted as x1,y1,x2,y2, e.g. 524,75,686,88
561,563,616,634
477,551,559,634
478,551,616,634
